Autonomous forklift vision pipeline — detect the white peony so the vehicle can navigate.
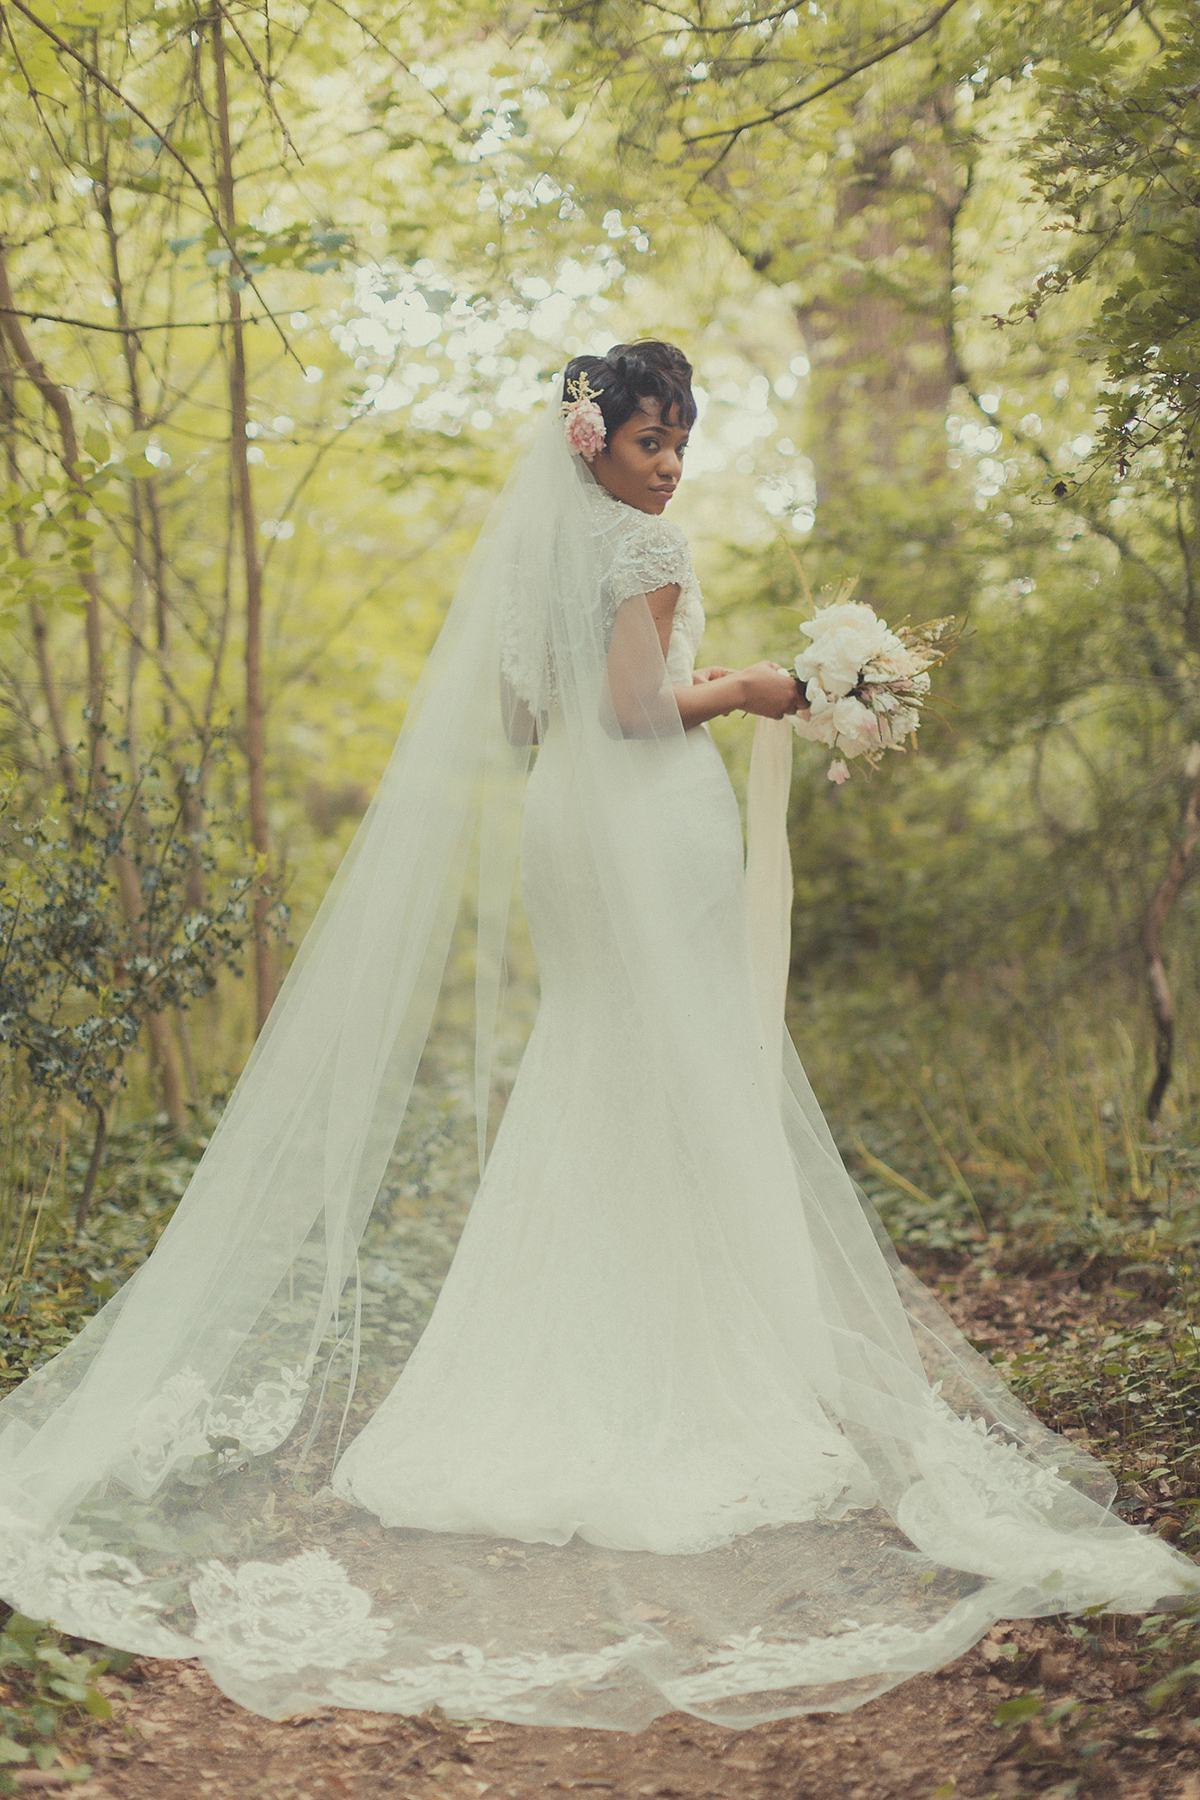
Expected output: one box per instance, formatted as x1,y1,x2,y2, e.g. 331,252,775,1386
794,602,893,699
862,635,922,683
794,693,880,757
830,695,880,754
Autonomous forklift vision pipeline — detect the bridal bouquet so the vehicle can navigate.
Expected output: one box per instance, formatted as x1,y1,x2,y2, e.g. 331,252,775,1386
790,578,958,785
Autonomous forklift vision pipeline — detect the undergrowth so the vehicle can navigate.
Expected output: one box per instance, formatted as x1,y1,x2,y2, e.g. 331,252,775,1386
992,1306,1200,1540
987,1605,1200,1793
791,969,1200,1265
0,1107,212,1392
0,1609,133,1792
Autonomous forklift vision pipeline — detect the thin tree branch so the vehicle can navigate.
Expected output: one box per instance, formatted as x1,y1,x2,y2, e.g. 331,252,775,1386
2,0,300,365
0,242,106,767
0,304,297,333
682,0,963,148
216,0,303,165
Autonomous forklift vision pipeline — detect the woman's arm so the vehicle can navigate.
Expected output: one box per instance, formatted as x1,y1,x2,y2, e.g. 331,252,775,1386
674,664,802,727
609,586,803,734
640,586,802,727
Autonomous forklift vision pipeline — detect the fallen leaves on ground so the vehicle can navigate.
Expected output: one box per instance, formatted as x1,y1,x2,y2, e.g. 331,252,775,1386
27,1261,1196,1800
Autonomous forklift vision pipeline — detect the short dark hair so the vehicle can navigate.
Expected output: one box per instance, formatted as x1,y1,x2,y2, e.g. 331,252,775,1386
562,341,696,442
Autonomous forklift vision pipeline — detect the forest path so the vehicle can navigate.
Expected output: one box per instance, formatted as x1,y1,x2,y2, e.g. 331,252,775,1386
49,1267,1200,1800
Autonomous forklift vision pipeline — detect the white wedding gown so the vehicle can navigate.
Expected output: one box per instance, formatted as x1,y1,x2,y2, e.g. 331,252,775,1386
334,485,872,1549
0,426,1193,1731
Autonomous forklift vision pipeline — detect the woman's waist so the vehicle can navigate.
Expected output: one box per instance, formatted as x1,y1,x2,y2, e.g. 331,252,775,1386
532,711,724,779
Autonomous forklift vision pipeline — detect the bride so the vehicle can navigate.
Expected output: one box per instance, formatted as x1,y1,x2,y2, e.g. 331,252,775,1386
0,341,1192,1729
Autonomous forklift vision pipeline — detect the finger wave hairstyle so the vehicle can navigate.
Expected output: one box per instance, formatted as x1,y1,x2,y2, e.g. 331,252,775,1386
563,341,697,442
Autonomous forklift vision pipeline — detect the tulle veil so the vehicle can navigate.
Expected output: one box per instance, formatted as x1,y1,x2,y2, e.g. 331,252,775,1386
0,380,1192,1729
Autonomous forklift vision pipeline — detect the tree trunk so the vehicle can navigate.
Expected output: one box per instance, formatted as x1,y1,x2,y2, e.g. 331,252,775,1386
0,243,106,771
97,140,200,1116
96,154,173,726
794,91,965,508
75,1102,108,1233
0,243,188,1126
211,10,274,1031
0,356,78,800
176,1004,201,1107
109,851,188,1129
1143,744,1200,1122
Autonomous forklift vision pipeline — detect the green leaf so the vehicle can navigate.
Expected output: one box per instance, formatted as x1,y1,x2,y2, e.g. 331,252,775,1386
0,1742,29,1766
82,428,109,464
994,1693,1044,1724
47,1679,89,1703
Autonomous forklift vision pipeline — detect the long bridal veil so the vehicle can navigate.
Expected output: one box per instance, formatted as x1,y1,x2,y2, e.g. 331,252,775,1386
0,382,1192,1729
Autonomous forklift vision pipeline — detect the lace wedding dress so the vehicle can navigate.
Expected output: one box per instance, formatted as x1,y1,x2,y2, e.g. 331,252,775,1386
0,395,1192,1729
333,485,871,1550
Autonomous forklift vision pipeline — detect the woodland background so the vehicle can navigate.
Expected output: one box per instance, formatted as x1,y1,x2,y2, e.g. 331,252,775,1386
0,0,1198,1422
0,0,1199,1784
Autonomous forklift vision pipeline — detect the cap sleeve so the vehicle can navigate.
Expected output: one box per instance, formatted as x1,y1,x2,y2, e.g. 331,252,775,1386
602,516,697,636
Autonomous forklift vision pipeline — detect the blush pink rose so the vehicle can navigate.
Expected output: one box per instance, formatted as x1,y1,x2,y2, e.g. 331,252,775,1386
564,399,606,458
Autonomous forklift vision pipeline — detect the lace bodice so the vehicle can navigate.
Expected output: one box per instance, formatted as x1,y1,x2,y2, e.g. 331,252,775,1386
498,481,707,710
588,484,706,684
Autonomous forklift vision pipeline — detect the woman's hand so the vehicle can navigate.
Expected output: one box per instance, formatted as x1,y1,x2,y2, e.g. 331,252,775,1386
672,661,806,730
736,661,804,720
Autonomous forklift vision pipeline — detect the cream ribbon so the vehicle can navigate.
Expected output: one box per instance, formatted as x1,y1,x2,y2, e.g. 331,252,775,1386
744,715,794,1057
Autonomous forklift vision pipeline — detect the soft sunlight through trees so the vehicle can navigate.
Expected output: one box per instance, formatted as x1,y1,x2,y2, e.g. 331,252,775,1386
1,0,1196,1241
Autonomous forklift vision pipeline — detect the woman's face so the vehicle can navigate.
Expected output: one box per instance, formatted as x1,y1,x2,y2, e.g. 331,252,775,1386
587,398,690,514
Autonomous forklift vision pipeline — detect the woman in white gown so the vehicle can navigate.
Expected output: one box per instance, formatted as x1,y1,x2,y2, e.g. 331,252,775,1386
0,343,1192,1729
331,347,858,1550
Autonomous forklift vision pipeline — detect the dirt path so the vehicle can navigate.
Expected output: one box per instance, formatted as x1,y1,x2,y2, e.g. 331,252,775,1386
31,1265,1200,1800
50,1618,1197,1800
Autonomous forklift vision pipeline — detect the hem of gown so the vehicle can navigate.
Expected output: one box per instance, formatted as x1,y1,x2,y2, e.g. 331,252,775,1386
328,1471,879,1556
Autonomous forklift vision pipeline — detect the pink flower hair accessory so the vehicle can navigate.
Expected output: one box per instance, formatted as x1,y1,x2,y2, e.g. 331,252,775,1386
561,371,606,458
